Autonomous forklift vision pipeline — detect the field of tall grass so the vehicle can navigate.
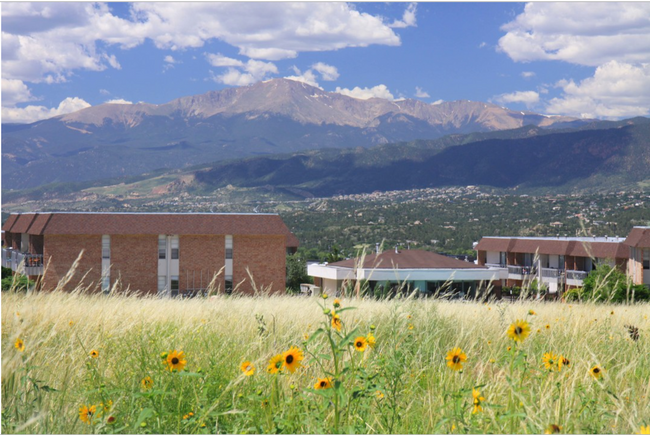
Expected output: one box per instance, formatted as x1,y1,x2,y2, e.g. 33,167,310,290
2,288,649,434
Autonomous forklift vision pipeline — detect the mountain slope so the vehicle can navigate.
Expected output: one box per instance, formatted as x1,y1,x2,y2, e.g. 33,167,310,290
2,79,585,190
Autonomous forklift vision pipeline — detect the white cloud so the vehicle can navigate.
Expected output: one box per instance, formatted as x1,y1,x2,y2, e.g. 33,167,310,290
206,53,244,68
212,59,278,86
1,78,35,106
389,3,417,28
164,55,179,64
414,87,430,98
284,69,321,88
494,90,540,107
478,42,487,49
99,88,110,95
431,99,444,105
335,84,395,101
311,62,339,81
104,99,133,105
546,61,650,119
499,3,650,67
521,71,536,79
1,97,91,124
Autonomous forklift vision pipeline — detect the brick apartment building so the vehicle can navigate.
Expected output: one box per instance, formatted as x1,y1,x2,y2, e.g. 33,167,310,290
2,212,299,295
475,226,650,295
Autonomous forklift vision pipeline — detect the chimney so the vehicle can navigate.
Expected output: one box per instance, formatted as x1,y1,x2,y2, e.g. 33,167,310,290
407,242,410,250
395,245,399,254
375,243,380,255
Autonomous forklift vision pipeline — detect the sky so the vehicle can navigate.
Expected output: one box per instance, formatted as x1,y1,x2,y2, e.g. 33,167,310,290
2,2,650,124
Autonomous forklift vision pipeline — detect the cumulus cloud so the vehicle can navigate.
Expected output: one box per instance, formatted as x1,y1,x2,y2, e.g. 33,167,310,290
283,62,339,88
284,68,321,88
499,3,650,67
546,61,650,118
431,99,444,105
389,3,417,28
414,87,430,98
311,62,339,81
494,90,540,107
104,98,133,105
521,71,536,79
335,84,395,100
206,53,244,68
1,97,91,124
211,58,279,86
2,78,35,106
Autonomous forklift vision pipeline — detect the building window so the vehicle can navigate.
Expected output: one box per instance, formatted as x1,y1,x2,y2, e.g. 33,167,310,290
171,276,179,296
101,273,110,293
499,251,507,266
558,255,565,270
225,275,233,294
102,235,110,259
225,235,233,259
643,249,650,270
158,236,166,259
171,236,179,260
158,276,166,293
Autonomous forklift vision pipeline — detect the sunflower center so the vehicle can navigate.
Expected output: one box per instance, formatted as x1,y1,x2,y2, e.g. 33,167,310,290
593,367,600,373
171,357,179,365
356,341,363,347
515,327,523,335
286,354,294,364
452,355,460,363
320,381,327,388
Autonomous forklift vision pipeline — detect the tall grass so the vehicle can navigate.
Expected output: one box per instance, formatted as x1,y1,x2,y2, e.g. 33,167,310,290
2,288,649,434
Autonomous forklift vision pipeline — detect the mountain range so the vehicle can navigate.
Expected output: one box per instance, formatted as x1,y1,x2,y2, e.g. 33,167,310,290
2,78,586,191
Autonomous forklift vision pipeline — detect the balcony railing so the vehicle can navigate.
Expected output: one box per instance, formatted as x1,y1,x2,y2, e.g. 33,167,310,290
566,270,588,285
1,248,44,275
507,265,535,278
540,267,565,283
485,263,506,269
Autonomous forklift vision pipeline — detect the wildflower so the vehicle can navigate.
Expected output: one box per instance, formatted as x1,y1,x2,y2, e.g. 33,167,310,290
106,415,116,424
557,356,570,371
545,324,551,330
183,414,189,420
408,324,414,330
529,310,536,315
241,361,255,376
472,388,485,414
141,376,154,390
101,400,113,411
267,354,283,374
281,347,304,373
69,321,74,326
321,293,328,299
446,347,467,371
354,336,368,352
303,333,309,341
79,405,96,424
376,390,385,399
314,377,332,390
637,426,650,434
489,358,496,363
625,325,640,341
589,365,604,380
367,333,376,348
90,349,99,358
331,313,342,332
165,350,187,372
507,319,531,342
545,424,562,434
333,298,341,308
507,346,512,351
542,352,559,371
487,340,492,345
14,338,25,352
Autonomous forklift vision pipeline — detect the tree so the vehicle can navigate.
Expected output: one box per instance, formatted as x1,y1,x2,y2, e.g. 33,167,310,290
572,264,650,303
286,254,311,293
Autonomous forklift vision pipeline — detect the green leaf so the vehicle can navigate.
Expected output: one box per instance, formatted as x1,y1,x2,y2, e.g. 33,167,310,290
338,327,359,348
335,307,357,313
304,328,324,346
133,408,154,429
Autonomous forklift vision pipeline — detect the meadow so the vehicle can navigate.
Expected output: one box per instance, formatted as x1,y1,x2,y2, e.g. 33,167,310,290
2,289,649,434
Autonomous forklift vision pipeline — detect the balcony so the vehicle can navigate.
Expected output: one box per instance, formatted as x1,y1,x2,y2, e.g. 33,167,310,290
507,265,535,280
1,248,44,276
565,270,588,287
485,263,506,269
541,268,565,284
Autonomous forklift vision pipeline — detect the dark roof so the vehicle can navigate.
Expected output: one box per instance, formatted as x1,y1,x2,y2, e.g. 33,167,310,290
476,237,629,259
624,227,650,248
329,249,485,270
1,214,19,232
3,213,298,247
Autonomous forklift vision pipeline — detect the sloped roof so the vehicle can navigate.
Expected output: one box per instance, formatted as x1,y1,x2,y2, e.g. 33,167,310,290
624,227,650,248
476,237,628,259
3,213,298,247
329,249,484,270
1,214,19,232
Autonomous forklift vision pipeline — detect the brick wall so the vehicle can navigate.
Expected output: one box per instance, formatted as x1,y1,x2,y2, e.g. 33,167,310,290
110,235,158,295
179,235,225,293
233,235,286,295
30,235,44,255
43,235,102,292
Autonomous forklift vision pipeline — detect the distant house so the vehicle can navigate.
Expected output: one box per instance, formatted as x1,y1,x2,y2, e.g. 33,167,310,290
475,227,650,294
2,212,299,295
308,248,504,298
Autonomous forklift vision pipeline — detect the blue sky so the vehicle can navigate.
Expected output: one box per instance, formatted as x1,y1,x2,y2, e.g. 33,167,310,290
2,2,650,123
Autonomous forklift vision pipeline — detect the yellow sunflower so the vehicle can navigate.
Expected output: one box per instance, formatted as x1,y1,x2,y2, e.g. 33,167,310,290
408,324,414,330
79,404,97,424
165,350,186,372
141,376,154,390
589,365,604,380
333,298,341,308
545,424,562,434
472,388,485,414
542,352,559,371
529,310,536,315
637,425,650,434
281,347,304,373
367,333,376,348
90,349,99,358
267,354,283,374
241,361,255,376
557,356,570,371
545,324,551,330
331,313,342,332
14,338,25,352
354,336,368,352
446,347,467,371
314,377,332,390
507,320,531,342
